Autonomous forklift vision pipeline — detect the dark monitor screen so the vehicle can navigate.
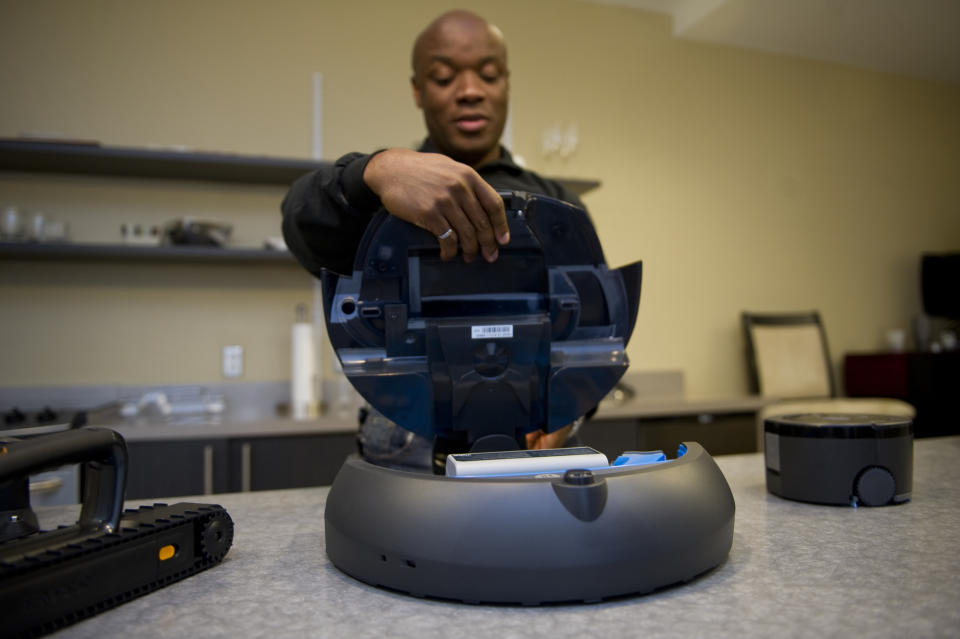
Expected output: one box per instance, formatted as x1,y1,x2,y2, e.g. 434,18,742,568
922,253,960,319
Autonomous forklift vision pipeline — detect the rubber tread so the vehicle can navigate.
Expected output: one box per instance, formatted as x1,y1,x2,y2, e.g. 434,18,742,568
0,502,233,638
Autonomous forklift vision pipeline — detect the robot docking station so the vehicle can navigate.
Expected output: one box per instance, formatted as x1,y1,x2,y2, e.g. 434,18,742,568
321,192,735,604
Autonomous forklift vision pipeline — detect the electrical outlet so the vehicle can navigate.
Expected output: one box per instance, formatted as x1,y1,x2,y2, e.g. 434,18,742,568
222,345,244,378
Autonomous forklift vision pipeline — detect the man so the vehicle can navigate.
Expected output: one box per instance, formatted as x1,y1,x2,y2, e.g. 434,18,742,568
281,10,586,457
281,9,585,278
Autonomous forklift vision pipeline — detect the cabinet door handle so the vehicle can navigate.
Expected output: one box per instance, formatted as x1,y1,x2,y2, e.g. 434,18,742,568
203,445,214,495
241,442,252,492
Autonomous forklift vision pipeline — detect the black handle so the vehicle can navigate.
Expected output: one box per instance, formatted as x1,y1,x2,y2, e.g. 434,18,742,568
0,428,127,532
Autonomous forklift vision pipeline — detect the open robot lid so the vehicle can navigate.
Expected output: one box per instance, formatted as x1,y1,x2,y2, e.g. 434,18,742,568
320,191,642,448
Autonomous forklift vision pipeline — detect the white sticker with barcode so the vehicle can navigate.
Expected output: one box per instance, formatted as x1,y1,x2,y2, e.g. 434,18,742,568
471,324,513,339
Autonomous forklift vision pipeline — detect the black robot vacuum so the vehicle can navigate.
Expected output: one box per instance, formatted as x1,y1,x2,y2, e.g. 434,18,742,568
321,192,736,604
764,413,913,507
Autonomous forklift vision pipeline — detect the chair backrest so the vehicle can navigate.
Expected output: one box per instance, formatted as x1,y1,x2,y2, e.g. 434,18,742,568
742,311,836,398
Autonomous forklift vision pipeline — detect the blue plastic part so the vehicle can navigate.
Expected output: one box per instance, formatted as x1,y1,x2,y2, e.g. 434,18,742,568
678,443,688,457
612,451,667,466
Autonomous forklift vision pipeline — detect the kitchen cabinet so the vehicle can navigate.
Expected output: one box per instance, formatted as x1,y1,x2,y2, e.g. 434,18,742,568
124,432,357,500
125,439,231,500
228,433,357,491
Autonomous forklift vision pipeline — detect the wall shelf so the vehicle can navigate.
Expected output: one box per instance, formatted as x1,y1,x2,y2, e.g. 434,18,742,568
0,140,600,194
552,176,601,196
0,140,324,185
0,241,296,264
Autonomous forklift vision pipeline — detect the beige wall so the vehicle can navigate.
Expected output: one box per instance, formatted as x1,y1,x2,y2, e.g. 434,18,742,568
1,0,958,397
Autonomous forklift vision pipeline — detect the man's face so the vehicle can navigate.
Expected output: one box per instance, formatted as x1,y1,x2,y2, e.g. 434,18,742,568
412,20,509,167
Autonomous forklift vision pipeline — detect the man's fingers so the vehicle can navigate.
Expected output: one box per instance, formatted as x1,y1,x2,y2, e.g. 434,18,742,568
436,226,459,261
458,175,508,263
474,180,510,247
427,201,478,262
526,424,573,450
448,204,480,262
456,191,497,262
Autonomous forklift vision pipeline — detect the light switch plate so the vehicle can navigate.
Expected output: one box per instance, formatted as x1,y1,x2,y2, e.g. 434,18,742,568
222,345,244,378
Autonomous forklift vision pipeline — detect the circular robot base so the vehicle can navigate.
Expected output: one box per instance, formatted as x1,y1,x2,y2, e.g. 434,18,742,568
764,413,913,507
325,442,735,604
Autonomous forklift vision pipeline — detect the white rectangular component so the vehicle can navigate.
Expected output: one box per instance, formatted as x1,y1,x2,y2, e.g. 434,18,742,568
446,447,608,478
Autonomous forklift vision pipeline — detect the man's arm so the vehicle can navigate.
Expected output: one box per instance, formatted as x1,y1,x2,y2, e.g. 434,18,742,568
281,152,382,277
281,149,511,277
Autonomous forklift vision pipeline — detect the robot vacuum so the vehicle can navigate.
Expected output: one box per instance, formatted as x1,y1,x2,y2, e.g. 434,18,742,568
321,191,736,603
764,413,913,507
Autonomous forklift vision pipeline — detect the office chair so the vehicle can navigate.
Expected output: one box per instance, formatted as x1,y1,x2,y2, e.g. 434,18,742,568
742,311,915,449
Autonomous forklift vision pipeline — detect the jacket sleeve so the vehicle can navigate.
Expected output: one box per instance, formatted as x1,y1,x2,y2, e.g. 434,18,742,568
280,151,384,277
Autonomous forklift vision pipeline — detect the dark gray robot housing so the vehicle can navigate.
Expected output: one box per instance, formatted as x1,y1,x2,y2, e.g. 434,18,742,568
322,192,735,603
765,413,913,507
326,442,735,604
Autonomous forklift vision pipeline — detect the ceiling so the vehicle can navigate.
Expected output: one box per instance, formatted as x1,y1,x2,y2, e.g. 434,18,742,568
587,0,960,84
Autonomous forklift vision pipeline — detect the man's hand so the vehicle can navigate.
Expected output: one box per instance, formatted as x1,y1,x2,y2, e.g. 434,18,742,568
363,149,511,262
524,424,573,450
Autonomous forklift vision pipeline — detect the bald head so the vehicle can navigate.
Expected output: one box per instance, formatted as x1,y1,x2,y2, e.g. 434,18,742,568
412,10,507,85
408,10,510,167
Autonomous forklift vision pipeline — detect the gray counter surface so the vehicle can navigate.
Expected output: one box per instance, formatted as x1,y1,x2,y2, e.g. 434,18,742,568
41,437,960,639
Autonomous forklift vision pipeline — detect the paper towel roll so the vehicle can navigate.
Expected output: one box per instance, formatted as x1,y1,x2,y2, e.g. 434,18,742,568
291,322,318,419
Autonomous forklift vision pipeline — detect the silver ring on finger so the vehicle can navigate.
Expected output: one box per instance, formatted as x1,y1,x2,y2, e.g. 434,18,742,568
437,228,454,240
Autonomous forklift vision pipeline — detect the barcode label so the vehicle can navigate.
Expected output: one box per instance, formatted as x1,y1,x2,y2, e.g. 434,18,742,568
471,324,513,339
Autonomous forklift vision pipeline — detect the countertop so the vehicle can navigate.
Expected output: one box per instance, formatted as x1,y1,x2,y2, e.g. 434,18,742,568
1,416,360,441
108,415,360,441
592,394,772,420
38,437,960,639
